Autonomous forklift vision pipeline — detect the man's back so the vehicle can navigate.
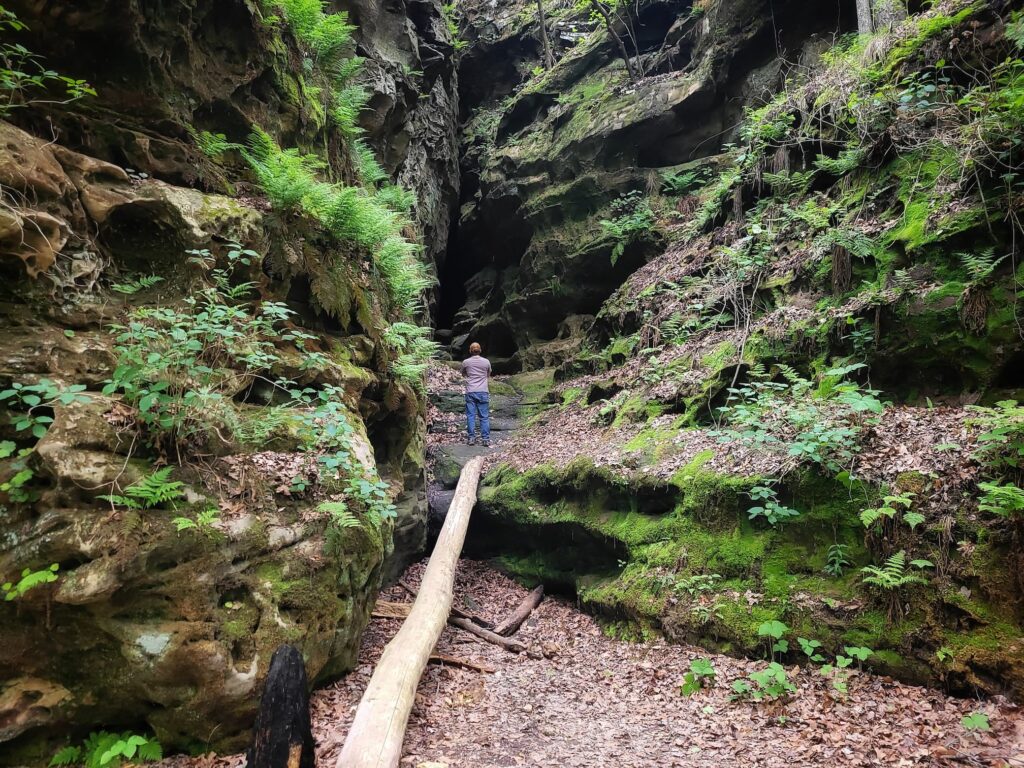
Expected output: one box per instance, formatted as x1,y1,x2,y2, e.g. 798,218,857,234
463,355,491,393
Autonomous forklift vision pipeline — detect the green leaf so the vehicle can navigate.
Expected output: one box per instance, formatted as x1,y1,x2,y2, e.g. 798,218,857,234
843,646,873,662
50,746,83,767
691,658,715,677
961,712,990,731
757,620,788,640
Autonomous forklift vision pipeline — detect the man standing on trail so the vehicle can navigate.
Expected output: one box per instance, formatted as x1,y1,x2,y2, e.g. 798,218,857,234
462,341,492,447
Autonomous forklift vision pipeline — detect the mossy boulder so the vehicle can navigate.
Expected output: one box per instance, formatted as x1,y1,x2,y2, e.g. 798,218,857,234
475,459,1024,700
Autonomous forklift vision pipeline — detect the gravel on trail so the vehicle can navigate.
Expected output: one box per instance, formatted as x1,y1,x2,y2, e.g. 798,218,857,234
162,560,1023,768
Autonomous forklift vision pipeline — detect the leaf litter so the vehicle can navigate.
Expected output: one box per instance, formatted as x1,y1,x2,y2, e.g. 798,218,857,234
160,560,1022,768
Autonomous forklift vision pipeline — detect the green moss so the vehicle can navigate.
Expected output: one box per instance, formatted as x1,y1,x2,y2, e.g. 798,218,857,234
560,387,586,407
884,5,981,73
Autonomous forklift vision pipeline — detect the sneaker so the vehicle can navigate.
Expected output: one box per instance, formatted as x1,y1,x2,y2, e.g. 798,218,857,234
467,437,477,446
482,439,490,447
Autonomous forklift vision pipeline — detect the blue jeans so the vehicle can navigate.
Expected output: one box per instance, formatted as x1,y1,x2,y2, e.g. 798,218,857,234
466,392,490,440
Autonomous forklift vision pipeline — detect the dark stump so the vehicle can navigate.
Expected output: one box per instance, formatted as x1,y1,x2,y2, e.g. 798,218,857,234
247,645,315,768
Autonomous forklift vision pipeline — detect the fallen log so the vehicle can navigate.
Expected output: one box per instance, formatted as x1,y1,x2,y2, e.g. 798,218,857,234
371,601,412,620
452,604,495,629
247,645,314,768
493,584,544,637
337,456,484,768
391,588,495,629
448,617,526,654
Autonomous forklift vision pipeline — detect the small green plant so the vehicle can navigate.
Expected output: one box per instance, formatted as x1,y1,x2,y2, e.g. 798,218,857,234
600,191,656,266
968,400,1024,476
660,167,710,196
690,601,725,626
813,147,867,177
0,379,91,438
674,573,722,597
0,6,95,116
441,2,468,51
172,507,221,533
860,491,921,530
977,481,1024,518
746,484,800,527
714,363,883,477
843,645,873,666
961,712,991,732
98,467,185,510
3,563,58,601
819,653,854,694
731,662,796,702
797,637,824,662
50,731,162,768
1,453,35,503
110,275,164,295
757,619,789,658
860,551,933,621
189,128,243,160
679,658,716,696
824,544,851,577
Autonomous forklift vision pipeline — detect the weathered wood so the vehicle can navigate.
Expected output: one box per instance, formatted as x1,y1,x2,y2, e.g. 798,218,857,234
493,584,544,637
372,600,412,619
428,654,496,674
337,456,484,768
448,617,526,654
247,645,314,768
451,604,495,629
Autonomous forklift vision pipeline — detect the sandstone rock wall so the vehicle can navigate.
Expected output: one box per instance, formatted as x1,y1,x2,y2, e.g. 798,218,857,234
441,0,858,371
0,0,458,758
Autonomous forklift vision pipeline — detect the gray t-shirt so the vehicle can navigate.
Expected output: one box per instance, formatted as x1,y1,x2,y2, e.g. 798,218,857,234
462,355,491,393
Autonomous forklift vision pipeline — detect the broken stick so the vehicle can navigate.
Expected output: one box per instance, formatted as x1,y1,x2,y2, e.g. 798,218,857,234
493,584,544,637
448,617,526,654
428,654,496,673
337,456,484,768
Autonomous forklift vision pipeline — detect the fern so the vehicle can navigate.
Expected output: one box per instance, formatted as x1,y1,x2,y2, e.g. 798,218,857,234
959,248,1006,283
352,139,387,187
243,127,324,210
861,550,932,589
188,128,242,160
51,731,162,768
110,275,164,295
319,500,362,528
761,169,815,196
332,82,369,138
813,147,867,176
99,467,184,510
50,747,82,767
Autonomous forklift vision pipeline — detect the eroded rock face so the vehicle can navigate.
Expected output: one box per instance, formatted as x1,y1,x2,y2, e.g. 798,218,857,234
0,0,458,758
0,122,403,757
439,0,855,370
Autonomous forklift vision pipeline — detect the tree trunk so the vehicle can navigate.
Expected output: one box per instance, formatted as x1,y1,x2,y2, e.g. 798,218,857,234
247,645,315,768
856,0,874,35
589,0,639,82
536,0,555,69
873,0,907,31
336,456,484,768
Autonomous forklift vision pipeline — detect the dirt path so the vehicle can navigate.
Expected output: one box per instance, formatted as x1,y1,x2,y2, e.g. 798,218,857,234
162,559,1022,768
315,561,1022,768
